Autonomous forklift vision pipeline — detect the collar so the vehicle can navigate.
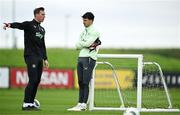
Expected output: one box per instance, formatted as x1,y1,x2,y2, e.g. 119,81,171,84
85,24,93,32
33,19,41,25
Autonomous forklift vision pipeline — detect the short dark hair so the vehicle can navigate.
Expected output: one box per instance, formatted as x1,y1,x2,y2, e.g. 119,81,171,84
34,7,45,16
82,12,94,21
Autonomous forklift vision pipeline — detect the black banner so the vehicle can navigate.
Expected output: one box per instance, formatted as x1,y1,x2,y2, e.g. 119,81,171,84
142,72,180,88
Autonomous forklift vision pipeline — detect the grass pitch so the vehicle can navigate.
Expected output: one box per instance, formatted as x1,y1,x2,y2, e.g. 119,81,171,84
0,88,179,115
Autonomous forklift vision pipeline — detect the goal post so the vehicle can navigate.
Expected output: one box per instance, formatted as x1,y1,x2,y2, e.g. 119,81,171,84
143,62,172,109
89,54,180,112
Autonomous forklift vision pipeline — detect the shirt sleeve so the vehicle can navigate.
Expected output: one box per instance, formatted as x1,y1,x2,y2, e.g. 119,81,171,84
42,40,48,60
79,31,100,48
75,32,84,50
10,21,29,30
42,35,48,60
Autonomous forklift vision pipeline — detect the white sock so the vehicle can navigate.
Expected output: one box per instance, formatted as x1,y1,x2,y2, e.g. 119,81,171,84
81,103,87,108
23,103,34,107
77,103,82,105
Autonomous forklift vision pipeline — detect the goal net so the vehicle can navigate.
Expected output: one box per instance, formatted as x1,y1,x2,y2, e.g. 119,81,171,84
89,54,179,112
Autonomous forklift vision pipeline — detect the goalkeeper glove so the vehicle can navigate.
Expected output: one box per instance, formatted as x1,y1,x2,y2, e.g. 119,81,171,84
89,38,101,52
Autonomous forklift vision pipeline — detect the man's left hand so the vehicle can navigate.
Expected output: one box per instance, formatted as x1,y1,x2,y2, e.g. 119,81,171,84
44,60,49,69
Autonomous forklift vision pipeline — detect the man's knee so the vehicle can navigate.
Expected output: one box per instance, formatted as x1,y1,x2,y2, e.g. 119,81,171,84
83,83,89,89
82,80,89,87
29,78,40,85
78,80,84,87
83,75,91,85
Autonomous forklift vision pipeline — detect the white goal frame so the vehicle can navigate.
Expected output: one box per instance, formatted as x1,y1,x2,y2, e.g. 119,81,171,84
89,54,180,112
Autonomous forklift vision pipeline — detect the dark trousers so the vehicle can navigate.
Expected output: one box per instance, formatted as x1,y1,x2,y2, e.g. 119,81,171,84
77,57,96,103
24,56,43,103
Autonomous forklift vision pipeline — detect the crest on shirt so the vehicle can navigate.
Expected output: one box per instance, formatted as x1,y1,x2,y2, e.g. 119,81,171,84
32,64,36,68
82,39,86,42
36,32,43,39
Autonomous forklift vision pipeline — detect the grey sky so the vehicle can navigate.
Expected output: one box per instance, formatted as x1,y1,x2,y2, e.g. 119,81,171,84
0,0,180,48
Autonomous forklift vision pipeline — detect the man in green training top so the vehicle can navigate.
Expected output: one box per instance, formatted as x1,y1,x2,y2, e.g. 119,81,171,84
68,12,101,111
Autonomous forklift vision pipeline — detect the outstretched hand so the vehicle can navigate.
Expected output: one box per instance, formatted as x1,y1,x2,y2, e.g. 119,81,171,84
3,23,11,30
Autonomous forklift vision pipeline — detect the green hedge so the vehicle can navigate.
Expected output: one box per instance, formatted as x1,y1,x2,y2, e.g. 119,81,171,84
0,48,180,72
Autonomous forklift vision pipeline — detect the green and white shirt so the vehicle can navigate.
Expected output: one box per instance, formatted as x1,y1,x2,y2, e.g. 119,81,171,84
76,25,100,60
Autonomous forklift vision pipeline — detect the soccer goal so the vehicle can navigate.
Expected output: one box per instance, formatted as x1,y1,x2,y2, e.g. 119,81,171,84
89,54,180,112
